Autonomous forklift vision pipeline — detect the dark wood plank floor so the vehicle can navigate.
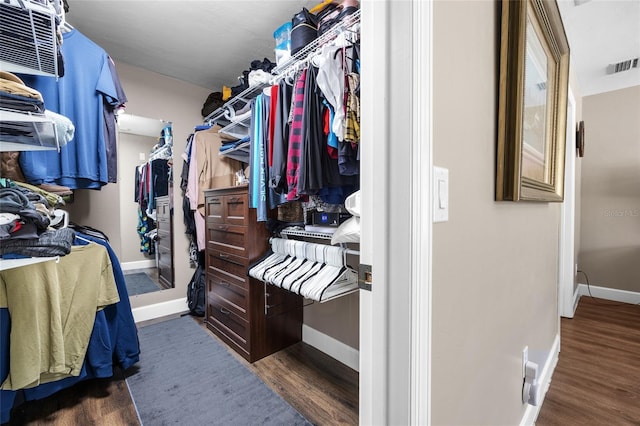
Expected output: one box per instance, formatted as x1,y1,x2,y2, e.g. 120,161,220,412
4,315,358,426
537,296,640,425
5,367,140,426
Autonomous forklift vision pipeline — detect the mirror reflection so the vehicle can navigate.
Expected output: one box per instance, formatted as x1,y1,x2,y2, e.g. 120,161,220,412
117,114,174,296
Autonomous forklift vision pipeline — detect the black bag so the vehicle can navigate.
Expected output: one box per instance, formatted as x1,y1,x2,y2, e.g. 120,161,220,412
201,91,224,118
291,8,318,55
187,265,205,317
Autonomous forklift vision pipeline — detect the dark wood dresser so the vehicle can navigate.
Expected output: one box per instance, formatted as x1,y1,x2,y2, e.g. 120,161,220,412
204,186,302,362
155,195,173,289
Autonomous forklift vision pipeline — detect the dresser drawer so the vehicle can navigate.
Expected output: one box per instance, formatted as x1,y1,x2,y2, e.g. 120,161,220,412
206,194,224,224
207,224,247,257
224,194,247,226
208,247,248,272
205,192,248,226
208,293,248,347
208,272,247,318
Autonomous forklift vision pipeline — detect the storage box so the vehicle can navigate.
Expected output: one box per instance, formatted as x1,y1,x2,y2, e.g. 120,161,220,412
274,22,292,66
273,22,292,50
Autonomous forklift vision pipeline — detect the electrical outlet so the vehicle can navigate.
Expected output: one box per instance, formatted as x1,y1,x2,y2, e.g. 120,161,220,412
575,264,578,277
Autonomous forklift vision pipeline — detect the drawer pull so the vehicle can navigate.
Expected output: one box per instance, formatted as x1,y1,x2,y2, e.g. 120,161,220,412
217,225,229,231
219,281,231,287
219,253,229,259
228,196,241,203
220,307,231,315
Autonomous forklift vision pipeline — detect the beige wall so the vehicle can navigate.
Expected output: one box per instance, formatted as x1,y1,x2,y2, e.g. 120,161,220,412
432,1,560,424
579,85,640,293
68,61,211,309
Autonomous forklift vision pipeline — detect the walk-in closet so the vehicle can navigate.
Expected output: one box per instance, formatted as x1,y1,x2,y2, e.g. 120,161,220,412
1,1,364,424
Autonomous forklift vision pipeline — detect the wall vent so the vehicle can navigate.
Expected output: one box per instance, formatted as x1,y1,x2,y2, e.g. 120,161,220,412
607,58,639,75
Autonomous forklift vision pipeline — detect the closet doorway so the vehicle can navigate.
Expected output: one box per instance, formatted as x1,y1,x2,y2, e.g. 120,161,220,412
117,114,174,296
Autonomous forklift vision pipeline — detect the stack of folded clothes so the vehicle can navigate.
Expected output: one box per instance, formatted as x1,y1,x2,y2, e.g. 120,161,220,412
0,182,75,258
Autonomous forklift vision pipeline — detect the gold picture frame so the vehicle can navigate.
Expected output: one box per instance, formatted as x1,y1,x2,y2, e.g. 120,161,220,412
496,0,570,202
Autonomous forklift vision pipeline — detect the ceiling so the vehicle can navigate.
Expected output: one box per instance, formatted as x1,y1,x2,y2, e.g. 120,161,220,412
65,1,318,91
557,0,640,96
64,1,640,96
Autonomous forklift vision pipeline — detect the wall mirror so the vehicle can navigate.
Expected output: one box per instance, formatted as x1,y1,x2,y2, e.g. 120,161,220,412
496,0,570,202
117,113,174,296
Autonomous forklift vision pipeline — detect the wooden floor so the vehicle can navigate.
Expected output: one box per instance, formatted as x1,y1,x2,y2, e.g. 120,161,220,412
4,315,358,426
8,295,637,425
537,296,640,425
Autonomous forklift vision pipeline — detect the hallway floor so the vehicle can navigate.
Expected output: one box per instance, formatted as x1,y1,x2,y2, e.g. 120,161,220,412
537,296,640,425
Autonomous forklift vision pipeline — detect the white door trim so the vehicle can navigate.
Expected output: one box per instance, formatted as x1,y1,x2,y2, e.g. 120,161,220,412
360,1,433,423
558,88,577,318
410,0,433,424
359,0,390,423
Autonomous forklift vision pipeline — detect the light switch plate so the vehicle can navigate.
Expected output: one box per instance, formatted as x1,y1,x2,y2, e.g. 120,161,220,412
433,166,449,223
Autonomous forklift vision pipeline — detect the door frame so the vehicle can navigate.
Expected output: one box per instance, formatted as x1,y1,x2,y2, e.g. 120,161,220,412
558,88,577,319
360,0,433,424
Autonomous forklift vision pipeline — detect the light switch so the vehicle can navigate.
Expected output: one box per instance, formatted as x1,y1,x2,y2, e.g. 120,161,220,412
433,166,449,222
139,152,146,161
438,179,448,209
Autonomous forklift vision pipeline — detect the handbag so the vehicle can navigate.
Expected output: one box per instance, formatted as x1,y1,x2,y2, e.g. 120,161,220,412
290,8,318,55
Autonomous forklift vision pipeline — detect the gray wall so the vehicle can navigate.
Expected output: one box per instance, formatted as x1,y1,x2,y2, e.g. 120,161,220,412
579,85,640,293
431,1,560,424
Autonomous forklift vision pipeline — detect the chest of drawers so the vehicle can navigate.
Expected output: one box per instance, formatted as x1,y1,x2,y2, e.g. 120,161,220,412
204,186,302,362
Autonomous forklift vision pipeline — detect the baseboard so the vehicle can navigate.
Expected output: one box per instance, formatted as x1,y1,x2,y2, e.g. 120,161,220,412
121,259,156,271
520,333,560,426
572,286,581,315
132,298,188,323
577,284,640,304
302,324,359,372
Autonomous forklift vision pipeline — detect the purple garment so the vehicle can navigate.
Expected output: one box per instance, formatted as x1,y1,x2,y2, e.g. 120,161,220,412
105,56,128,183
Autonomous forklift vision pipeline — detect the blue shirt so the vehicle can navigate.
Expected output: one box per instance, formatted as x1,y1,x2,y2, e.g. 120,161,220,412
19,29,118,189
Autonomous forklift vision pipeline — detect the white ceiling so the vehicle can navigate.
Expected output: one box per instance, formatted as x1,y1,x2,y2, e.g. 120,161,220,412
64,1,640,96
557,0,640,96
65,1,318,90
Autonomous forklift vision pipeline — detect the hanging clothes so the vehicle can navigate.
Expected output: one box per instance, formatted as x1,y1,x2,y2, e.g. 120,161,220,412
270,81,293,195
18,29,123,190
105,56,128,183
286,69,308,202
186,125,242,251
313,45,346,141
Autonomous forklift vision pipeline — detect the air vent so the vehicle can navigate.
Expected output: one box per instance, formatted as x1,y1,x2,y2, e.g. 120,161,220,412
607,58,639,75
0,0,58,77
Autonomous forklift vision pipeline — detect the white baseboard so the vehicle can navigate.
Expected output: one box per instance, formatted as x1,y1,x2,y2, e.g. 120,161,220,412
572,286,581,316
577,284,640,304
302,324,359,372
132,298,188,323
121,259,156,271
520,333,560,426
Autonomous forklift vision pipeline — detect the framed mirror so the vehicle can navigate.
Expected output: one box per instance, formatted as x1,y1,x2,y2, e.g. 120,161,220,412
496,0,570,202
117,114,174,296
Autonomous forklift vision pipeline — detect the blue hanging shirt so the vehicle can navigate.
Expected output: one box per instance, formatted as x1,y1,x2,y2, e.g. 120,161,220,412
19,29,118,189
